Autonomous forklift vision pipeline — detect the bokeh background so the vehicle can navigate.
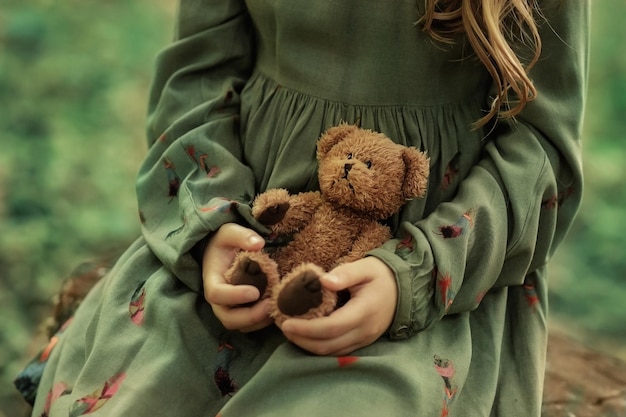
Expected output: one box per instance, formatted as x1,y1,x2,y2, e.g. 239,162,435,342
1,1,624,415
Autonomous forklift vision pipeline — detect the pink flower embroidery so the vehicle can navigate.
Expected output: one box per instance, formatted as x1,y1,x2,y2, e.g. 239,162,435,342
69,373,126,416
42,382,71,416
129,282,146,325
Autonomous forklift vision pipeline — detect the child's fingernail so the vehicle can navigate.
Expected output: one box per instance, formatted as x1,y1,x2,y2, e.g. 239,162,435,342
245,288,259,301
324,274,339,284
248,235,264,246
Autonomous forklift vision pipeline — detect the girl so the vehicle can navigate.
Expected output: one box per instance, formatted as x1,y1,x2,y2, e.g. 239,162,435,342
27,0,588,416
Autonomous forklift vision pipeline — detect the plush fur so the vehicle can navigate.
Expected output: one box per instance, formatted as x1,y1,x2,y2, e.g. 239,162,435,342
225,124,429,325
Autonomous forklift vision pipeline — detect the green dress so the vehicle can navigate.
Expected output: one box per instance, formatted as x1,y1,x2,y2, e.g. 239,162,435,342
27,1,589,416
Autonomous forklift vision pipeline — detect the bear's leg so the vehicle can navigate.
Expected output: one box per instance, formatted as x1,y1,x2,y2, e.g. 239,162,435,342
225,251,279,304
270,263,338,325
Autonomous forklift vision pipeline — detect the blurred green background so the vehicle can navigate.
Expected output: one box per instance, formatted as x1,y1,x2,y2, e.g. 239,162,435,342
1,1,624,415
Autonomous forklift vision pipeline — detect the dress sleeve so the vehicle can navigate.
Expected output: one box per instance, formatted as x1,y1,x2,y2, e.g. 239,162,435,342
369,1,590,340
136,0,263,291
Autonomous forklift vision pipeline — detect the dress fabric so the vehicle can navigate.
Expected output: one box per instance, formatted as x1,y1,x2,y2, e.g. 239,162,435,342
27,1,588,416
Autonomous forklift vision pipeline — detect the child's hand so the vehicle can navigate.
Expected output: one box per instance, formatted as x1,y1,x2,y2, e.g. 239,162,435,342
202,223,274,332
279,257,398,356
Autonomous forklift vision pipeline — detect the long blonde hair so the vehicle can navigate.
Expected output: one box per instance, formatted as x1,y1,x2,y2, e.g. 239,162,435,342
420,0,542,128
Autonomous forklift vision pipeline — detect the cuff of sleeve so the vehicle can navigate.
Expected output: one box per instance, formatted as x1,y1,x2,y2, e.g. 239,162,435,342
368,234,437,340
188,197,271,263
153,195,270,293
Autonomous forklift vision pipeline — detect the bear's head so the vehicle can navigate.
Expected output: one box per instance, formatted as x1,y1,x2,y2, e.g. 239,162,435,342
316,124,429,219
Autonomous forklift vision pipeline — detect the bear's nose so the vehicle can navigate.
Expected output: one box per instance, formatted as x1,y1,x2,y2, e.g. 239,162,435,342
344,163,353,175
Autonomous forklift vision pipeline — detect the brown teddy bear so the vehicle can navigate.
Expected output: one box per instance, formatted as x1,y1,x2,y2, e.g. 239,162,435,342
225,124,429,325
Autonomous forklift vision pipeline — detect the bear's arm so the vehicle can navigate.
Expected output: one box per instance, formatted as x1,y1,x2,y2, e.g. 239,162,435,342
252,189,322,235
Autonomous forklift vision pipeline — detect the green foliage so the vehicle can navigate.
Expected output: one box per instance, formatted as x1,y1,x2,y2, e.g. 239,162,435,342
548,1,626,345
0,0,174,413
1,0,173,284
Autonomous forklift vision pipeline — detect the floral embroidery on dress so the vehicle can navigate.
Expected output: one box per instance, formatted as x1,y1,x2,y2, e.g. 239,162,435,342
40,382,72,417
69,373,126,416
186,145,221,177
441,153,460,191
207,165,221,178
394,234,415,259
396,235,415,254
436,209,474,239
541,186,574,210
129,281,147,326
214,341,238,397
163,158,180,200
434,355,457,417
522,278,539,311
201,198,239,214
337,356,359,368
435,269,455,312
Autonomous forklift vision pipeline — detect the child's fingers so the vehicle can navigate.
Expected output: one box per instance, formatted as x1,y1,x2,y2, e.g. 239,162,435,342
321,257,387,290
210,223,265,252
281,258,397,355
204,281,260,307
281,294,365,340
212,298,272,332
201,223,266,306
202,224,264,275
282,327,358,356
281,306,369,356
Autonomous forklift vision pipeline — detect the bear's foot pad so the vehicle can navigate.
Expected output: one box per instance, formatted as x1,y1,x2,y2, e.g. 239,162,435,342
276,270,323,316
230,257,268,298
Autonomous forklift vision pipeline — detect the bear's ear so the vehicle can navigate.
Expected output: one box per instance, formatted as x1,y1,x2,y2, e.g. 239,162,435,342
316,123,360,159
402,147,430,199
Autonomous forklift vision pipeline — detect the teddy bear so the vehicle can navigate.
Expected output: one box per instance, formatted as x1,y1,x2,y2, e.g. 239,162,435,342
224,123,429,325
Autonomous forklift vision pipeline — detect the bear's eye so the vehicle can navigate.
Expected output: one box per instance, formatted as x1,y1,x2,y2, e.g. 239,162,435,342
365,160,372,169
347,153,353,160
